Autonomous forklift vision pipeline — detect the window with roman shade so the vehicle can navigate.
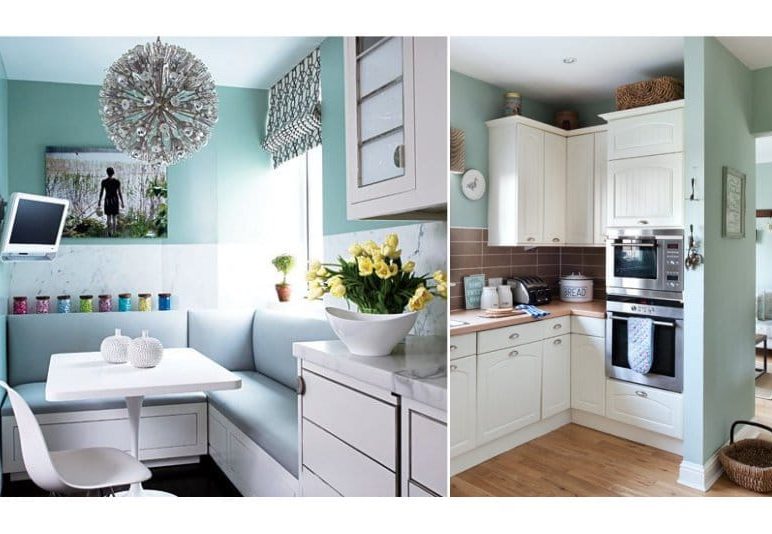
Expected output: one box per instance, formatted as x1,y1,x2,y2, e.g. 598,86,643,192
261,48,321,168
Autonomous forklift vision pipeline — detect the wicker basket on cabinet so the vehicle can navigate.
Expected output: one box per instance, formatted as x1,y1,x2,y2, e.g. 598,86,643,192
615,76,684,110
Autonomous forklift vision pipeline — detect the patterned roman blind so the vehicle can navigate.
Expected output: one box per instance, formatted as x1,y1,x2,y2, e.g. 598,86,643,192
261,48,322,167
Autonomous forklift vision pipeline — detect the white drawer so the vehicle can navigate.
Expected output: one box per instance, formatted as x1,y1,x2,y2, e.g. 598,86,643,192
477,321,544,354
302,370,397,469
605,379,683,439
409,411,447,496
571,315,606,338
607,107,683,159
302,419,396,496
301,467,341,497
450,333,476,360
408,481,437,497
542,316,570,338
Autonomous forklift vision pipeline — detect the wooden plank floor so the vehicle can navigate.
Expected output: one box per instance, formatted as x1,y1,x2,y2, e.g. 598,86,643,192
451,394,772,497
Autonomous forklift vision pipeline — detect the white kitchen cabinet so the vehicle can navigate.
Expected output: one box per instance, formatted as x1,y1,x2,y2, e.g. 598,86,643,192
570,333,606,416
543,132,567,244
593,131,608,245
565,134,595,244
605,379,683,439
450,333,476,360
477,341,542,444
542,334,571,419
601,101,684,160
344,37,447,221
407,410,447,496
487,115,607,247
607,152,684,228
450,355,476,457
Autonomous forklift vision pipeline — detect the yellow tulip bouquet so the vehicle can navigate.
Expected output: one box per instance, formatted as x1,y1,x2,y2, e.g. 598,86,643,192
306,233,447,315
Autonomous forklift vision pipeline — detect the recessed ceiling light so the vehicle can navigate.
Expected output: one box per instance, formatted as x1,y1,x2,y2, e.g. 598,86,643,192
563,57,577,64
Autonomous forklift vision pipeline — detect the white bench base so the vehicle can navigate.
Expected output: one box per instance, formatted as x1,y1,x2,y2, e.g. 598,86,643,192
208,405,298,497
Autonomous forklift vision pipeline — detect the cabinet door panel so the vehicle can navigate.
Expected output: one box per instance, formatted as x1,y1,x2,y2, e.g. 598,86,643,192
607,153,683,228
570,334,606,416
359,81,404,141
358,37,403,97
608,107,683,159
516,124,545,244
605,379,683,438
542,334,571,419
543,132,567,244
359,129,406,186
477,342,542,444
450,355,476,457
565,134,595,245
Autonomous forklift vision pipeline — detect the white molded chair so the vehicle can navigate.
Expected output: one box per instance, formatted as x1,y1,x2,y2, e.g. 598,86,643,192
0,381,151,495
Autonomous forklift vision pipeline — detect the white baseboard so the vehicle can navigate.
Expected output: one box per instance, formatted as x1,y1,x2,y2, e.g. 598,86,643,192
677,424,757,492
450,411,571,476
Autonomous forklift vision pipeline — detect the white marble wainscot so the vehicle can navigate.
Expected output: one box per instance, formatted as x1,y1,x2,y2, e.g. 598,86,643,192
9,244,218,312
322,222,447,336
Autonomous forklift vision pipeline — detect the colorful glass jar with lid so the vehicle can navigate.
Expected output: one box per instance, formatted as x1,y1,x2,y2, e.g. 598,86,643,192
12,297,28,315
36,296,51,314
138,293,152,312
79,295,94,313
158,293,172,311
57,295,71,314
118,293,132,312
503,91,522,116
98,294,112,313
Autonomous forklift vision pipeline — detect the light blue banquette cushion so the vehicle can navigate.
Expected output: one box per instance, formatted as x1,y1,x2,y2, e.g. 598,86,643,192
187,309,256,372
251,308,336,390
6,311,189,386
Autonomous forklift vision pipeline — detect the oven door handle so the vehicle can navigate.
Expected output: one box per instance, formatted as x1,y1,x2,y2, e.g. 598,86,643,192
608,242,657,247
610,316,676,328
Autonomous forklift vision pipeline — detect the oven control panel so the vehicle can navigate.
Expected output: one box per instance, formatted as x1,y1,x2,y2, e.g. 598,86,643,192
664,241,683,290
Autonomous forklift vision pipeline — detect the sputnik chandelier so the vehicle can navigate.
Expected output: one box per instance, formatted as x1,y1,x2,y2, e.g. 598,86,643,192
99,38,219,167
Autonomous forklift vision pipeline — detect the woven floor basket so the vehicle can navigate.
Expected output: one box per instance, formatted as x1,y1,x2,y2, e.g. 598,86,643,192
615,76,684,111
718,421,772,493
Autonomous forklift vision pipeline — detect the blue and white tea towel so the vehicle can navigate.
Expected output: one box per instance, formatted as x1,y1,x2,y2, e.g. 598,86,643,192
516,304,551,319
627,317,654,374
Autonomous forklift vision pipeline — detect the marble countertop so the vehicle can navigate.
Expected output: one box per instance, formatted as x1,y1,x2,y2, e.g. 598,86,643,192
450,300,606,336
293,335,446,412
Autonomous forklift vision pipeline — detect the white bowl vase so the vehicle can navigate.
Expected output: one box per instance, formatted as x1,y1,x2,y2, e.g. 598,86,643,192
325,307,418,357
127,329,164,368
100,328,131,364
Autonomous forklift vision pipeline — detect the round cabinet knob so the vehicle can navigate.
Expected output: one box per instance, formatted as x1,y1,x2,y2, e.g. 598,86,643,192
450,344,458,351
553,323,562,330
450,364,458,372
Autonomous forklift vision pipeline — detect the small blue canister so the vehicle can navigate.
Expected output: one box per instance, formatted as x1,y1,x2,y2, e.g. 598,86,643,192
118,293,132,312
158,293,172,311
56,295,71,314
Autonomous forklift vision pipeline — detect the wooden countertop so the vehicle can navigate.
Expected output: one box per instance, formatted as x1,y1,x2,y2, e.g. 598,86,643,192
450,300,606,336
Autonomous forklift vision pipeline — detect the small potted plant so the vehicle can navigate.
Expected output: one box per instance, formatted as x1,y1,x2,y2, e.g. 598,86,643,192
271,254,295,302
305,233,446,356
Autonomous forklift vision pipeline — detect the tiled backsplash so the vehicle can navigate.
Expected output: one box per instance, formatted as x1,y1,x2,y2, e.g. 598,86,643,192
450,227,606,310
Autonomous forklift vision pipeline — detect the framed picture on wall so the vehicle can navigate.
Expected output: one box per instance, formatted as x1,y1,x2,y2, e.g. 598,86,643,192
44,147,168,239
722,166,746,239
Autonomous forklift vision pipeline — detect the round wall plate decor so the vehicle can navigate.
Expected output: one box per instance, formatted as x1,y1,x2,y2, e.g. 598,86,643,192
461,169,486,200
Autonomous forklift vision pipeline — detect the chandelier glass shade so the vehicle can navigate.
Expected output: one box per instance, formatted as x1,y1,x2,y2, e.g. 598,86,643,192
99,39,219,167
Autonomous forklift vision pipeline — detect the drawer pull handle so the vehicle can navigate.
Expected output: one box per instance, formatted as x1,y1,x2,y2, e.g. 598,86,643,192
553,338,562,345
552,237,560,243
509,350,518,357
509,333,520,340
450,344,458,351
638,219,649,225
296,376,306,396
635,390,648,398
450,364,458,372
553,323,562,330
527,237,536,242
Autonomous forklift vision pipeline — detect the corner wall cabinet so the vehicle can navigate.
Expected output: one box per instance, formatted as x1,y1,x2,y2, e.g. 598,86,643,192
344,37,447,221
486,116,607,247
450,315,684,476
600,100,685,229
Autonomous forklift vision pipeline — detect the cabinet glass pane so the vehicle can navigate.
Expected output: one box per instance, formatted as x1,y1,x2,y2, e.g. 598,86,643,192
359,129,405,186
358,37,402,98
356,37,386,55
359,81,404,142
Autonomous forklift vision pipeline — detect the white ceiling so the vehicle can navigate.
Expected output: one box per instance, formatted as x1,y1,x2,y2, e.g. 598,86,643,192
717,37,772,71
0,37,324,89
450,37,684,104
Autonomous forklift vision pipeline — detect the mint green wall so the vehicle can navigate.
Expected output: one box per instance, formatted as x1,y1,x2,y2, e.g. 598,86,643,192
449,70,554,228
756,162,772,293
0,51,7,494
7,80,268,245
320,37,411,236
569,98,616,127
683,37,756,465
752,67,772,135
